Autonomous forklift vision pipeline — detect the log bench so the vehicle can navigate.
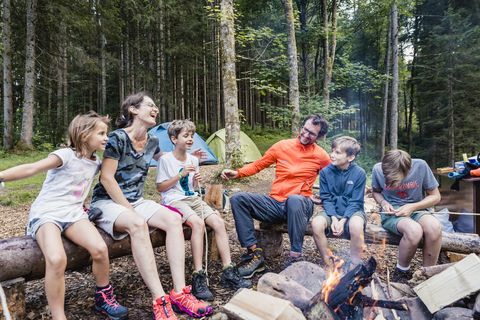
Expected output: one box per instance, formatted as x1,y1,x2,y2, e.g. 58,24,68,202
255,221,480,258
0,226,214,318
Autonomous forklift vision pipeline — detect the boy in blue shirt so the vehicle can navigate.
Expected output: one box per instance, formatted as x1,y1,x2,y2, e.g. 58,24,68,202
311,136,366,268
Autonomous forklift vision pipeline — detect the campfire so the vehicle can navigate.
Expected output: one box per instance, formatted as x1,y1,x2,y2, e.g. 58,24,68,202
319,256,408,319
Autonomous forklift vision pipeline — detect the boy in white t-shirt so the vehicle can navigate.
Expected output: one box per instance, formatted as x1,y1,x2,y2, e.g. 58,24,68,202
156,120,251,301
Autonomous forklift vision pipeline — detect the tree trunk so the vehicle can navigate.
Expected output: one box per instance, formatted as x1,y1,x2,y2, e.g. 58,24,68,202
62,46,68,128
325,0,338,101
2,0,14,150
119,42,125,105
322,0,329,108
220,0,242,168
389,3,399,149
0,228,193,282
381,14,392,157
282,0,300,136
296,0,308,91
20,0,38,148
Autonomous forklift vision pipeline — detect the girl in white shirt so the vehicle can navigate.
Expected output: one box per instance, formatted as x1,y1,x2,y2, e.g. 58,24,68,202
0,112,127,320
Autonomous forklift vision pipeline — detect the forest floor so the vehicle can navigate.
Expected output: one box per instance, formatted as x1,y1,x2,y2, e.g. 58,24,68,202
0,164,430,319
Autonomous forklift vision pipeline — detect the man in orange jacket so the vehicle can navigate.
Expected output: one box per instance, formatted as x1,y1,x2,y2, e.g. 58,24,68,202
221,114,331,278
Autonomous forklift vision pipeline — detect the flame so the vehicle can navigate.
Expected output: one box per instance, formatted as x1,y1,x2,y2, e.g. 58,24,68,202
321,254,344,304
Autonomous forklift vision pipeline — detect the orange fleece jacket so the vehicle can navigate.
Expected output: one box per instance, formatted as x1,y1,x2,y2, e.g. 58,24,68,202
237,138,331,201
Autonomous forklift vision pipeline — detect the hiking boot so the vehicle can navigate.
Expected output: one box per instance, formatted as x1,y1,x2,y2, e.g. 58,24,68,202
153,295,177,320
283,255,304,269
391,267,413,284
237,248,266,279
191,270,214,301
169,286,214,318
220,264,252,289
94,284,128,320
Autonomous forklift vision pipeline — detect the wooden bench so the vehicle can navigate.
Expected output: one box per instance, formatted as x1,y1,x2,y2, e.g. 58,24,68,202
0,226,214,318
255,221,480,258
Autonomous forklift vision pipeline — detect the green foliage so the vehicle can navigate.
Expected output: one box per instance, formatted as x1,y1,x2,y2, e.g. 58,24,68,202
0,151,50,206
243,127,290,154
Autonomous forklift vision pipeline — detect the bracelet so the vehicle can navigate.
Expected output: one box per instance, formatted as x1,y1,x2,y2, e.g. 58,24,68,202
178,172,183,179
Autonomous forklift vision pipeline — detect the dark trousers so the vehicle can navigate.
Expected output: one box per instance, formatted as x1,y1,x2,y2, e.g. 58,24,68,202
230,192,314,253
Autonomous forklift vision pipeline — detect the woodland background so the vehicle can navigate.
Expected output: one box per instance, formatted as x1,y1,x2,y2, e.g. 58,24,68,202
1,0,480,167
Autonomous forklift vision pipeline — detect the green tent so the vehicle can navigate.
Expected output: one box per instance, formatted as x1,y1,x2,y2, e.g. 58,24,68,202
206,129,262,163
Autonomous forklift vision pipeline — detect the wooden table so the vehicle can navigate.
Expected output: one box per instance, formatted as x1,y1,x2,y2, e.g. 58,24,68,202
435,171,480,235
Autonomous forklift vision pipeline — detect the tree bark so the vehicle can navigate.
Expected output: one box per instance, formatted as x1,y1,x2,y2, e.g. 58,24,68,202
20,0,38,148
220,0,242,168
2,0,14,150
389,3,399,149
0,228,193,282
259,222,480,255
282,0,301,136
323,0,337,109
381,13,392,157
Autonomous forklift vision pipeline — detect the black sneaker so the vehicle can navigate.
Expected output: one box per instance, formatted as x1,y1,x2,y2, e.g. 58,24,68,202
220,264,252,289
237,248,266,279
191,270,214,301
391,267,413,284
94,284,128,320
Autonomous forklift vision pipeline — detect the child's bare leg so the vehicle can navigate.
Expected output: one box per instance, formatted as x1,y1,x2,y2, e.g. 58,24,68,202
396,219,423,268
311,216,332,266
36,223,68,320
148,208,186,291
348,216,365,265
65,220,109,286
185,215,205,271
205,214,231,266
418,215,442,267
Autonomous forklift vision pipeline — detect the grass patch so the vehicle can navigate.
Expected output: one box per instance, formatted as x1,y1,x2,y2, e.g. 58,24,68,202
243,127,291,154
0,150,51,206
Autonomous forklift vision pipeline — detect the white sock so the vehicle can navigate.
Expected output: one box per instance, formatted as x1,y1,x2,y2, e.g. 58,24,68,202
396,263,410,271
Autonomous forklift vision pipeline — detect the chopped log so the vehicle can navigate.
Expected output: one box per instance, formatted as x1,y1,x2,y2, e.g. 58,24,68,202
446,251,467,263
258,222,480,255
473,292,480,320
255,229,283,258
222,288,306,320
413,263,455,280
414,253,480,313
0,227,193,282
0,278,25,320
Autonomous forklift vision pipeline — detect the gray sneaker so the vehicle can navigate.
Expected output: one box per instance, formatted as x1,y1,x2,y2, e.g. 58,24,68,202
220,264,252,289
191,270,214,301
237,248,266,279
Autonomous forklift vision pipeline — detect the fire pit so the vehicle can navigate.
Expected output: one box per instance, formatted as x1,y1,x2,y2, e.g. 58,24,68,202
318,257,408,319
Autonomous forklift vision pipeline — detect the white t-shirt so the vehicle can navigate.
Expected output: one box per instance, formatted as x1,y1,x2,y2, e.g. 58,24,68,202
29,148,101,221
156,152,199,205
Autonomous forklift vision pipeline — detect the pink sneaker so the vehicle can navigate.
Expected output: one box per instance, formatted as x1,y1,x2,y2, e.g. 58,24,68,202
169,286,213,318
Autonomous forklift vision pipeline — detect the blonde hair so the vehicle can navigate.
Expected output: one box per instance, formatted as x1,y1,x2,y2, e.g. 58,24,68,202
382,149,412,187
168,119,196,141
332,136,361,157
68,111,110,158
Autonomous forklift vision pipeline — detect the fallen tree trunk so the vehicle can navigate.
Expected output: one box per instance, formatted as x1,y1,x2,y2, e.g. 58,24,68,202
0,227,192,282
259,222,480,255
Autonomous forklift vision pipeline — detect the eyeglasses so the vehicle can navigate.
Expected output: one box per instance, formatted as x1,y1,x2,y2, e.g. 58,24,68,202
301,126,318,138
